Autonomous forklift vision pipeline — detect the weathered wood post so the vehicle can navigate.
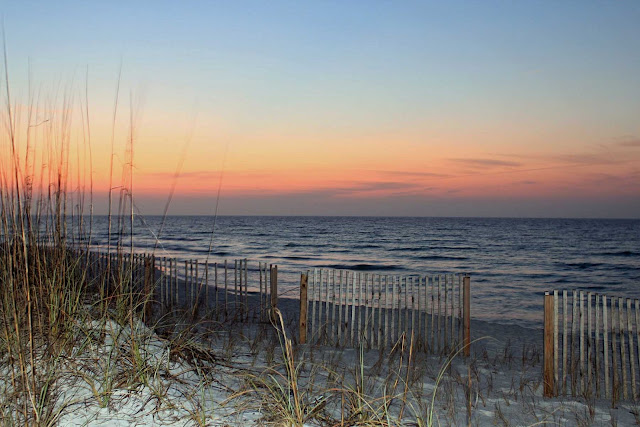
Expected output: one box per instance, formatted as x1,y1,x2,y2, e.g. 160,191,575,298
544,291,555,398
463,275,471,357
270,264,278,322
300,272,309,344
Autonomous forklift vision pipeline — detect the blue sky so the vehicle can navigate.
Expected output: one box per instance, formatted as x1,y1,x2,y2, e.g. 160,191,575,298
2,1,639,217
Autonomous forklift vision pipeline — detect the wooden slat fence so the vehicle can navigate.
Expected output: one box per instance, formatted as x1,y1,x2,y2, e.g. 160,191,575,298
86,250,277,323
544,290,640,402
300,268,471,355
86,250,152,294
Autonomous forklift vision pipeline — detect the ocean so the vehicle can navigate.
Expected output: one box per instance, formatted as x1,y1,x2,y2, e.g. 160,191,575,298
87,216,640,329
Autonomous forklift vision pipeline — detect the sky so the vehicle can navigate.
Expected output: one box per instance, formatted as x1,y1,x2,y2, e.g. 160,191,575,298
1,1,639,217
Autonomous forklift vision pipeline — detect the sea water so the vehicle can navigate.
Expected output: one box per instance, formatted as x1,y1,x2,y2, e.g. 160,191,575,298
87,216,640,329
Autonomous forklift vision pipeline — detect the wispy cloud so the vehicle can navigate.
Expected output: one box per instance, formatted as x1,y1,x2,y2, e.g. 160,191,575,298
449,158,522,168
619,139,640,148
143,170,270,180
494,147,630,167
584,171,640,187
550,153,621,165
299,181,428,198
145,170,222,179
335,181,421,193
375,170,451,178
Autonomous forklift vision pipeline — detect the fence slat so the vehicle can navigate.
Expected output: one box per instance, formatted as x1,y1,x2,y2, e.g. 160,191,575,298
595,294,601,398
636,300,640,400
318,269,324,343
270,265,278,322
311,269,317,342
351,271,357,346
214,262,219,320
570,291,580,396
580,291,585,394
332,270,338,346
430,276,435,352
417,276,423,350
458,275,463,347
604,295,610,399
425,276,430,353
385,275,390,348
587,292,592,396
324,269,330,344
437,275,442,353
224,260,228,317
554,290,559,395
563,290,568,395
377,274,383,349
400,276,409,344
612,298,619,402
443,275,448,351
620,297,629,400
450,275,455,349
391,275,397,345
628,298,636,399
338,270,344,346
463,276,470,357
364,273,370,348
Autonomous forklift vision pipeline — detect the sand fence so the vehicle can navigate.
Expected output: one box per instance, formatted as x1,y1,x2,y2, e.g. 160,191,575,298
544,290,640,402
299,269,471,355
83,249,471,355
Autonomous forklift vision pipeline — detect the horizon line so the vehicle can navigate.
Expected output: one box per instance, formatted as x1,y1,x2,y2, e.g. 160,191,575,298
84,214,640,221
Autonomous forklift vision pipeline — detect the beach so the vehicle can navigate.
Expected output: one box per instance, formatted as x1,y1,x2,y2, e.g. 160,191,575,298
47,302,638,426
37,263,639,426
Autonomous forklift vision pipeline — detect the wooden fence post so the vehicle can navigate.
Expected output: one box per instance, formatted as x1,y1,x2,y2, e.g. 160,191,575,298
270,264,278,322
300,272,309,344
463,275,471,357
544,292,555,397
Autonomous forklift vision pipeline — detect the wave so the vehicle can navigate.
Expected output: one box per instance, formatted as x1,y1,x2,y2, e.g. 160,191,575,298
389,246,475,254
414,255,469,261
355,244,382,249
599,250,639,257
188,248,229,256
170,236,203,242
285,242,329,248
318,263,400,272
388,247,423,252
285,242,304,248
428,246,476,251
563,262,603,270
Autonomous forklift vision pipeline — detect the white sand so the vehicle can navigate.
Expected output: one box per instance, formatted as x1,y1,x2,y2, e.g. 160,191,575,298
36,305,637,426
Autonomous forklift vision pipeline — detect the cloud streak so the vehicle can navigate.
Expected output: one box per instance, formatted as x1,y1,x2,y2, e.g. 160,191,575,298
449,158,522,168
619,139,640,148
375,170,451,178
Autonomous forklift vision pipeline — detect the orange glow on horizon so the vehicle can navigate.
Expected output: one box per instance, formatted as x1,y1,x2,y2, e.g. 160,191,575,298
3,89,639,216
